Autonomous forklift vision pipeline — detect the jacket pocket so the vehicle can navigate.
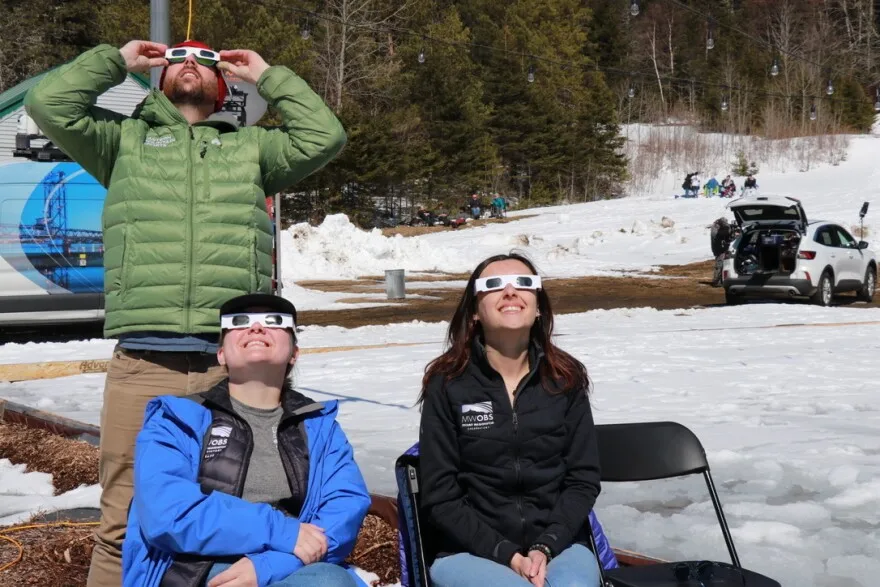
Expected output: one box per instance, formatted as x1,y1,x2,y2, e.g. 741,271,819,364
121,230,132,300
112,230,129,294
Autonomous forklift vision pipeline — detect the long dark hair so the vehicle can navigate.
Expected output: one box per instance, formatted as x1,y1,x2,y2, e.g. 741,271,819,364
418,252,589,403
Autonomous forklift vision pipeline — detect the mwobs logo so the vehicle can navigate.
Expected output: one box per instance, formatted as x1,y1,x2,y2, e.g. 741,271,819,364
211,426,233,438
461,402,494,431
205,425,232,459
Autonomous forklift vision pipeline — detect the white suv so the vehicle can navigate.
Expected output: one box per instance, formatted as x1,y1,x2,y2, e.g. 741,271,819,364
722,195,876,306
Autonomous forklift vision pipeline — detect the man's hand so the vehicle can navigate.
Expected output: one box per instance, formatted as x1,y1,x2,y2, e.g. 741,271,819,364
510,553,533,582
119,40,168,73
218,50,271,84
526,550,548,587
206,557,258,587
293,522,327,564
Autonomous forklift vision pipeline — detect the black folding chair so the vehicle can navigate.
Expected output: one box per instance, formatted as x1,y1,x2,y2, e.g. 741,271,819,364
396,452,431,587
591,421,780,587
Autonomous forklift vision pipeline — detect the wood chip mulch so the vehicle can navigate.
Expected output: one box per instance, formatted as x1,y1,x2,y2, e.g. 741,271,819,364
346,513,400,586
0,516,95,586
0,422,98,494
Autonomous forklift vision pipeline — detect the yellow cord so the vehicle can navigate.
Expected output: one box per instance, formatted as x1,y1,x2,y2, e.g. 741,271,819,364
186,0,194,41
0,521,99,573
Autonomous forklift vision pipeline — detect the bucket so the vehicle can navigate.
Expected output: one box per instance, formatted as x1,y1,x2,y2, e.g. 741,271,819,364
385,269,406,299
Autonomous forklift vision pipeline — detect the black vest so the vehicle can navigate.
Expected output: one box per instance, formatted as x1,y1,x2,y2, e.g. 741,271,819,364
159,381,322,587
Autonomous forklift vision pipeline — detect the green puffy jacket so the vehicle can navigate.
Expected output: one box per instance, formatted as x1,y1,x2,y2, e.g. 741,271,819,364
25,45,346,337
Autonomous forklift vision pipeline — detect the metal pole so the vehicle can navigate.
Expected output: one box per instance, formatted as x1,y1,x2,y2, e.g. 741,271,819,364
274,194,283,296
150,0,170,89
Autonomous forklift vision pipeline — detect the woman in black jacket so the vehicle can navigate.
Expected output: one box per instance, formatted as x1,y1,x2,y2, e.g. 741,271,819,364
418,253,602,587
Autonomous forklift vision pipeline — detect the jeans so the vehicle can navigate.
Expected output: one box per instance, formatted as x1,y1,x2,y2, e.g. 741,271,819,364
430,544,601,587
204,561,358,587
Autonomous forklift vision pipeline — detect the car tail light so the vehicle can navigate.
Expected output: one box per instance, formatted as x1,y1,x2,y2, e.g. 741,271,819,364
798,250,816,260
722,270,728,280
804,271,811,282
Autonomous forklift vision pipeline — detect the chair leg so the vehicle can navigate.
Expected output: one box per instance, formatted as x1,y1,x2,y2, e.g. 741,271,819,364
407,465,431,587
586,516,609,586
703,471,742,569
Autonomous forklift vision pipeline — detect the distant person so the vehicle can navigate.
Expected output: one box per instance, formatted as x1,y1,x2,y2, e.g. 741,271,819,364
704,177,720,198
681,172,695,197
720,175,736,198
25,38,348,587
123,293,371,587
690,173,702,197
419,253,602,587
710,218,734,286
491,193,506,218
469,193,482,219
743,174,758,196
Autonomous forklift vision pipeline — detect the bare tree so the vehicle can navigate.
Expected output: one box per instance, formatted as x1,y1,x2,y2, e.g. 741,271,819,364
311,0,412,112
648,21,667,113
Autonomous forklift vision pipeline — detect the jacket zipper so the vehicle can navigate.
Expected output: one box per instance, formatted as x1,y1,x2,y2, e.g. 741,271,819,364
512,410,526,545
184,127,195,332
510,359,541,547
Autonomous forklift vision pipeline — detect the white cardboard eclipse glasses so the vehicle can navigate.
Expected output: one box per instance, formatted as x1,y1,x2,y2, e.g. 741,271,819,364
220,312,295,330
474,274,542,294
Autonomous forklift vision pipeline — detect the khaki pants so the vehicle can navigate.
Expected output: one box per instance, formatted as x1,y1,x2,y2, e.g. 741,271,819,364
87,346,226,587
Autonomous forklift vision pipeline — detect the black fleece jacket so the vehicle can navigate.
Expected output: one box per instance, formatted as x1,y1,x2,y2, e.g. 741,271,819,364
419,339,601,566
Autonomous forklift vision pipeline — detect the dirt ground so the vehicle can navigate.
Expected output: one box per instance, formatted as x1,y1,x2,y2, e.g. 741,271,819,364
297,260,879,329
380,214,537,238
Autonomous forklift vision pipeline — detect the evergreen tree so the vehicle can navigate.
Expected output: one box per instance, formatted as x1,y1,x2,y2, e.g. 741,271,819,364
400,6,498,207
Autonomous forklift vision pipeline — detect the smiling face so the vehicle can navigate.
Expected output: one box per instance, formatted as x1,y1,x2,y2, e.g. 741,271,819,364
162,55,219,108
474,259,539,334
217,306,296,377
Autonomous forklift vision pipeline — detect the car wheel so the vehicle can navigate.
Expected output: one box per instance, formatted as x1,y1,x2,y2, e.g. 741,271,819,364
811,271,833,306
725,290,743,305
857,266,876,302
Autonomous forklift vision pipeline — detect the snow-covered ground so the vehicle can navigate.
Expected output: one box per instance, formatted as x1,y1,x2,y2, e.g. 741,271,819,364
3,130,880,586
2,305,880,586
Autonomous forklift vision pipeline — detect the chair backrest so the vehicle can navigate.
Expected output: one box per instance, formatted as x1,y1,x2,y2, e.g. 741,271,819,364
596,421,710,482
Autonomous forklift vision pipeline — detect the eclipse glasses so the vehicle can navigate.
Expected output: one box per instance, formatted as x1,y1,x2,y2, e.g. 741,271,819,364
474,274,542,294
220,313,295,330
165,47,221,67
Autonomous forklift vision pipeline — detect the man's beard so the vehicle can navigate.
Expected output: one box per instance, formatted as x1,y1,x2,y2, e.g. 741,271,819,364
165,73,216,108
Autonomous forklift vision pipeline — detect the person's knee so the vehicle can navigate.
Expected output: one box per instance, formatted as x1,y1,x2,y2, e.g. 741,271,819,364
429,553,475,586
291,562,357,587
546,546,601,587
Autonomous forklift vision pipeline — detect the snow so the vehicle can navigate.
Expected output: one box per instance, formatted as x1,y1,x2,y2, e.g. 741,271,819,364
3,305,880,585
278,131,877,311
2,130,880,585
0,460,102,526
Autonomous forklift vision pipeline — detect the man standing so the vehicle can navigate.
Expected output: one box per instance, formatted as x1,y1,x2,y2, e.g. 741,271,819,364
25,39,347,586
710,217,733,287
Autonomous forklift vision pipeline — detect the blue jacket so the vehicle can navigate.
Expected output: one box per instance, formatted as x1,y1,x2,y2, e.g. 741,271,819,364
122,392,371,587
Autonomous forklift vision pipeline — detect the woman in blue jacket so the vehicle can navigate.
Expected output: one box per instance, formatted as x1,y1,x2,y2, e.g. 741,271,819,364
122,293,371,587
